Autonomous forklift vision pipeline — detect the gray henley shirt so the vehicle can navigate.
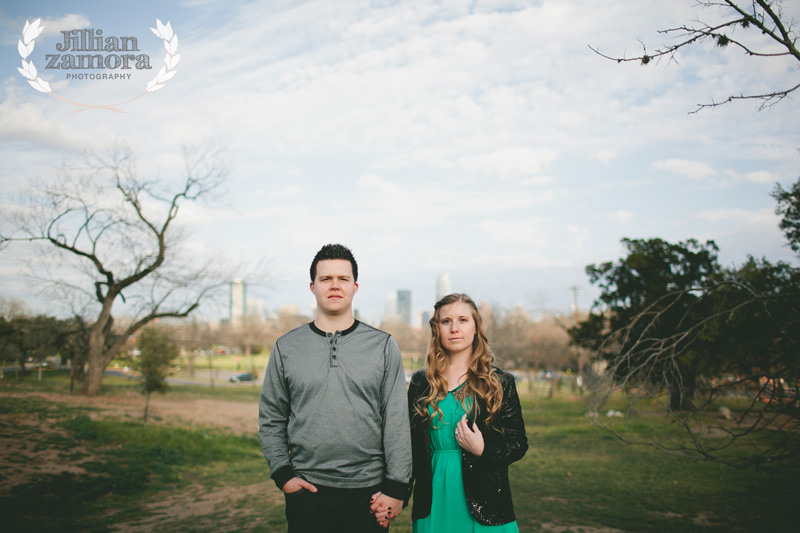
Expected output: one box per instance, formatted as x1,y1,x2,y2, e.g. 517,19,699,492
258,320,412,499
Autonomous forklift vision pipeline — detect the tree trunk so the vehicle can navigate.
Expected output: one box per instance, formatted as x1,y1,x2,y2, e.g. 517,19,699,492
144,391,150,425
667,378,696,411
83,306,114,396
207,352,214,390
84,340,107,396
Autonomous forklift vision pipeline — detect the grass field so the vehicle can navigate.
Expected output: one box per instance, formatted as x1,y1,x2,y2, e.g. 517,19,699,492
0,370,796,532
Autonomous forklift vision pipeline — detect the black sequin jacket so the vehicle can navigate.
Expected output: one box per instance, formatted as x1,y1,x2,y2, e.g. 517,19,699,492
407,367,528,525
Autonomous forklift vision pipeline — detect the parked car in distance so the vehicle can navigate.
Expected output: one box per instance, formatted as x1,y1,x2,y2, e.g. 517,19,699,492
229,372,256,383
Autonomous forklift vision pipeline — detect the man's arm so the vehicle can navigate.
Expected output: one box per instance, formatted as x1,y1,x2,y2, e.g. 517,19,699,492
378,336,412,500
258,342,297,490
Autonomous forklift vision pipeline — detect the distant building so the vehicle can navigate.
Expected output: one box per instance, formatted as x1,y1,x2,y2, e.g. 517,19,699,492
385,291,398,321
436,273,451,302
230,280,246,326
397,290,411,324
246,298,263,323
421,310,431,328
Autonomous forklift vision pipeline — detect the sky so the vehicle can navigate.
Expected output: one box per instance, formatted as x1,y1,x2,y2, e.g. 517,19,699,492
1,0,799,326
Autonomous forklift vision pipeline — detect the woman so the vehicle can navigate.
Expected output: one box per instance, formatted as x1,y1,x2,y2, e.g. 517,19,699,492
394,293,527,531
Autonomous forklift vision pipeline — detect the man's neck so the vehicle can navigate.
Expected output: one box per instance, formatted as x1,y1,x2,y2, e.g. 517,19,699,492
314,313,356,334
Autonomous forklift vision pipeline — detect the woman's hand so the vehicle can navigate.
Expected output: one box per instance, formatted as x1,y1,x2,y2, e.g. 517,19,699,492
455,414,484,456
370,491,403,528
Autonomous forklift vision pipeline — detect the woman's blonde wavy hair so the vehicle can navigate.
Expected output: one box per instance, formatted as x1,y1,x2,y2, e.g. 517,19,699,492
414,293,504,430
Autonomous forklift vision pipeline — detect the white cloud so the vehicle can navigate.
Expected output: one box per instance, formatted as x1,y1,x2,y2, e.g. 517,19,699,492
609,210,634,223
723,169,777,184
695,207,778,226
653,159,717,180
39,15,93,37
590,149,618,165
479,217,549,247
0,99,90,150
457,147,559,180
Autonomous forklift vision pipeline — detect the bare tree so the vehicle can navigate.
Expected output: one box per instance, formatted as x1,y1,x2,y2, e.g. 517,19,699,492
1,142,238,395
590,0,800,111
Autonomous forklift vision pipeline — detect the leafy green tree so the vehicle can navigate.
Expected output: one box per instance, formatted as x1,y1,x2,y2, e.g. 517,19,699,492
570,180,800,467
0,317,22,378
0,315,62,377
133,327,179,424
772,178,800,252
570,238,721,410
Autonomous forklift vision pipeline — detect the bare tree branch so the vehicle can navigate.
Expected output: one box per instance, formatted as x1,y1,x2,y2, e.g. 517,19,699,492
590,0,800,111
1,141,258,395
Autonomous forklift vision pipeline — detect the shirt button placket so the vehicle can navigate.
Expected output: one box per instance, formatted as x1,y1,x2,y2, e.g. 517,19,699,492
330,333,339,367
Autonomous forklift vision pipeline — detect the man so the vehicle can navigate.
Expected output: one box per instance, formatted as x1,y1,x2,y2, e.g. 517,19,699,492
259,244,411,531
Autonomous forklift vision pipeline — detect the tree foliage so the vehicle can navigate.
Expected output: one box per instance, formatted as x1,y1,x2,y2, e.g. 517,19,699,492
0,315,62,372
570,238,721,410
772,178,800,252
570,181,800,467
132,327,179,424
591,0,800,111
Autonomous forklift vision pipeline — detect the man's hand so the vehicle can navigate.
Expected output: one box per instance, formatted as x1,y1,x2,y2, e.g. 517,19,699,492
370,491,404,528
281,477,318,494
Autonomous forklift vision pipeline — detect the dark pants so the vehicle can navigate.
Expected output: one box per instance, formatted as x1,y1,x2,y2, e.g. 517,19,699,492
284,483,385,533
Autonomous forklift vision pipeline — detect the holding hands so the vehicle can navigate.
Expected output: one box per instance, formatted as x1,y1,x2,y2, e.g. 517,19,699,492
455,414,484,456
370,491,403,528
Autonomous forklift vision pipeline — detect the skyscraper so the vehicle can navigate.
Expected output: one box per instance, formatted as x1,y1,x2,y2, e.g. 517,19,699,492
230,279,246,326
396,290,411,324
436,273,452,302
384,291,398,321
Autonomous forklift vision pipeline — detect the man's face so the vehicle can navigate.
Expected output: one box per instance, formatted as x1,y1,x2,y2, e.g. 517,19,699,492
310,259,359,317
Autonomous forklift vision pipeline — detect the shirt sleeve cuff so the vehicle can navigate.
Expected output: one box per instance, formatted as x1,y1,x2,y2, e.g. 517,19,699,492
380,478,412,501
270,465,296,490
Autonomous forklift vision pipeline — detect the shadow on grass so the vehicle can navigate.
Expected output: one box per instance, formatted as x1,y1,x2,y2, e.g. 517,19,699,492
1,402,262,532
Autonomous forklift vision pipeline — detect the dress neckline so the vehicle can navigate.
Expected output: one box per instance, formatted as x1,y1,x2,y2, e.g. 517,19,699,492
448,380,467,394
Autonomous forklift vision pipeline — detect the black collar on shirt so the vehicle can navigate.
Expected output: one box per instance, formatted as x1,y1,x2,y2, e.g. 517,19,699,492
309,319,360,337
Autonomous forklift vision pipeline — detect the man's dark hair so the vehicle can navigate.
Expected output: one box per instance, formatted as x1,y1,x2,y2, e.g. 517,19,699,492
310,244,358,282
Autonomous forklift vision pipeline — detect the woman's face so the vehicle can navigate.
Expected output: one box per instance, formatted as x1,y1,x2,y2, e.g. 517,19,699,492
437,301,476,357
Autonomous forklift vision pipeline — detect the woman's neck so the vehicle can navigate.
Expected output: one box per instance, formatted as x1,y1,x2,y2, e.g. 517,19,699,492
444,351,471,390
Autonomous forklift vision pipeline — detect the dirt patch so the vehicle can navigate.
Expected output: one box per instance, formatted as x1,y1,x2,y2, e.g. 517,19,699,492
2,390,259,435
0,416,99,494
110,481,283,532
1,389,275,530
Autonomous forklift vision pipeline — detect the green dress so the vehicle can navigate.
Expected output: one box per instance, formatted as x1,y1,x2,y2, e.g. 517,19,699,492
413,384,520,533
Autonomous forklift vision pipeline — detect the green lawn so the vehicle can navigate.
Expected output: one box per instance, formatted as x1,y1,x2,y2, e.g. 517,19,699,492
0,371,796,532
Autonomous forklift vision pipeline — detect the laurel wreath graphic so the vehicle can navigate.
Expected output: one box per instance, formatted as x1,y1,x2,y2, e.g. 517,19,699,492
17,18,180,112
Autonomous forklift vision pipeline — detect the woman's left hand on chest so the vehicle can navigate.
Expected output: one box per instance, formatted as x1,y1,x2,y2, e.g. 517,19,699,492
455,414,484,457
